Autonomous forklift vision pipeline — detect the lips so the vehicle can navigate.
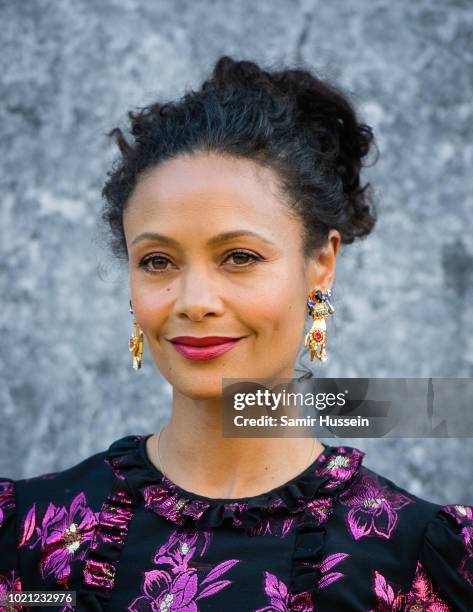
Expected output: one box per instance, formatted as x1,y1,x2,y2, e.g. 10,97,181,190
169,336,242,347
167,336,243,361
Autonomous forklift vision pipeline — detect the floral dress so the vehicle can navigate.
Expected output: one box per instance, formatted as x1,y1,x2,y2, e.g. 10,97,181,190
1,434,472,611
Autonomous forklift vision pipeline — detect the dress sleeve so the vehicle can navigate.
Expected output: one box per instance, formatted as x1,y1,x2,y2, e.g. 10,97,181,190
0,478,23,594
419,503,473,611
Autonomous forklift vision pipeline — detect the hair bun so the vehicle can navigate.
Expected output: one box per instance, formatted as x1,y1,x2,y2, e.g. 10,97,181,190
203,57,377,244
271,66,378,243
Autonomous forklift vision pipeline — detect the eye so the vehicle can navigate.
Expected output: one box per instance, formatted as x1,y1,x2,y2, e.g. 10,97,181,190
224,250,261,267
139,254,174,274
138,250,262,275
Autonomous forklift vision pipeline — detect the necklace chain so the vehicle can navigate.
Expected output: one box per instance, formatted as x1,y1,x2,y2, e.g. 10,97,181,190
154,427,318,481
155,426,166,475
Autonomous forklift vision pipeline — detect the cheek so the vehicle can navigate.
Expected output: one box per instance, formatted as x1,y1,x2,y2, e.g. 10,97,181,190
246,276,306,334
130,285,169,334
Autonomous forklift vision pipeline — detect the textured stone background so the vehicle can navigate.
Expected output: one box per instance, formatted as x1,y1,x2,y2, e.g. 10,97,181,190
1,0,472,504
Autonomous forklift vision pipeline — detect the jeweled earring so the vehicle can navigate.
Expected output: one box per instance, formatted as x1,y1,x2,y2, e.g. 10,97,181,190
129,299,144,370
304,288,335,362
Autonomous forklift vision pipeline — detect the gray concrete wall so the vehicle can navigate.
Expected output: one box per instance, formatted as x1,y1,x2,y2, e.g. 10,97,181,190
1,0,472,504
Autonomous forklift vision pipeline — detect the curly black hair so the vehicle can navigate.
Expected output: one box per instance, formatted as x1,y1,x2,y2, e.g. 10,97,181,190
101,55,378,262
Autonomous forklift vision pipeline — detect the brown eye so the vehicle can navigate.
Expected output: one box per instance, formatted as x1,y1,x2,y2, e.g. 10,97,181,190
225,251,261,266
140,255,172,273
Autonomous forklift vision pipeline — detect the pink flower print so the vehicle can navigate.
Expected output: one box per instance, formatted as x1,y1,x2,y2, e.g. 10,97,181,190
315,552,350,589
0,570,23,611
227,499,297,535
0,481,15,529
240,495,333,538
297,552,349,592
255,571,314,612
314,447,363,489
128,569,199,612
246,515,296,538
339,472,412,540
443,503,473,528
19,492,98,588
128,529,239,610
153,530,212,573
304,497,334,524
370,561,449,611
244,499,296,537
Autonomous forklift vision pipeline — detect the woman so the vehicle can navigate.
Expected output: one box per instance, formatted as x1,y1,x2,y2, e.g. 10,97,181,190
1,56,472,611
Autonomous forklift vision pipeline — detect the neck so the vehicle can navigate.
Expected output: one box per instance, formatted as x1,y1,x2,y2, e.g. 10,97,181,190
146,391,324,499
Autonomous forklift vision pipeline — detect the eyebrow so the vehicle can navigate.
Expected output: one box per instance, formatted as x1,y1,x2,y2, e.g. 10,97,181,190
130,230,275,248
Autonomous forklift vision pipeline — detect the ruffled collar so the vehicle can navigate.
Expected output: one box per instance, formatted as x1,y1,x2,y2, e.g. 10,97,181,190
104,434,365,531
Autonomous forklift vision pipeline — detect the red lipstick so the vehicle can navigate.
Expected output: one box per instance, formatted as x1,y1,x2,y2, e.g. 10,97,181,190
168,336,243,361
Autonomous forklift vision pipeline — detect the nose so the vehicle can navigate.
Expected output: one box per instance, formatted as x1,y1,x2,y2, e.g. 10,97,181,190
173,264,225,321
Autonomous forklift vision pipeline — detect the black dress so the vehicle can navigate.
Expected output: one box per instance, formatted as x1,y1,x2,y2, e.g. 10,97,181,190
1,434,472,611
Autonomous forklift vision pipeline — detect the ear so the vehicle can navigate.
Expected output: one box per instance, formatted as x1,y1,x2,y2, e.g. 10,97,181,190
306,230,341,292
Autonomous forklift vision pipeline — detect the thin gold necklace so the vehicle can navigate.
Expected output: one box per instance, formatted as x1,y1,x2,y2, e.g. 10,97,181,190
155,426,166,475
154,428,318,481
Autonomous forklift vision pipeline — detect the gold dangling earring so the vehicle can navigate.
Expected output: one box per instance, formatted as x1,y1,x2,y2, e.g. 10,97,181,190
304,288,335,362
129,299,144,370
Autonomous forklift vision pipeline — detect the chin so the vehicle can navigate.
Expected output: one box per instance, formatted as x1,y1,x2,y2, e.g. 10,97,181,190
174,380,226,401
167,366,255,400
175,386,222,400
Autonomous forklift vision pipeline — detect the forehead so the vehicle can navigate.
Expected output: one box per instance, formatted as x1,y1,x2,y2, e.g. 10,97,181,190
124,152,292,226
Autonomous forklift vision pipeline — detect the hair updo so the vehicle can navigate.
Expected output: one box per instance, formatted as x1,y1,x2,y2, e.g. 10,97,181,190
101,55,378,262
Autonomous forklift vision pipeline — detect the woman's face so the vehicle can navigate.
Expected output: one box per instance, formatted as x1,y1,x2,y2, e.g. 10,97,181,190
123,152,340,399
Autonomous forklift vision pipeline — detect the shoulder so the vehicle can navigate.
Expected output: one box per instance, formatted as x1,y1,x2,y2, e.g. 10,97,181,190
12,441,120,537
0,438,124,586
334,462,473,608
328,463,441,585
15,443,115,514
419,502,473,600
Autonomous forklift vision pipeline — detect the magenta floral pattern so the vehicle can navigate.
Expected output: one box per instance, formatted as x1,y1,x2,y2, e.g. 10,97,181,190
142,483,300,537
443,504,473,587
128,442,365,543
0,570,23,611
304,497,334,524
339,470,413,540
244,513,296,538
128,529,240,610
370,560,449,611
239,497,304,537
254,571,314,612
83,487,136,589
254,552,349,611
313,552,350,589
0,481,15,530
142,481,213,526
18,492,99,588
314,447,364,489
